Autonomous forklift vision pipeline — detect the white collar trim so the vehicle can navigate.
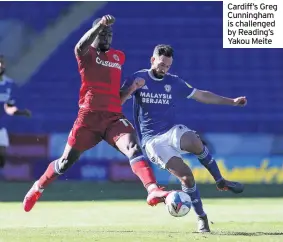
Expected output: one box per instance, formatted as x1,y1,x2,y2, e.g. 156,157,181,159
148,69,164,81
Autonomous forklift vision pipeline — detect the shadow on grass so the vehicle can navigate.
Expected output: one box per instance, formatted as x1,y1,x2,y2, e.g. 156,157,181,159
1,181,283,202
210,231,283,236
68,230,283,236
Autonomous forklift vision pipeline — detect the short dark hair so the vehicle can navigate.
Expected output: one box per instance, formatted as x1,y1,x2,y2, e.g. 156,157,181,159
153,44,174,58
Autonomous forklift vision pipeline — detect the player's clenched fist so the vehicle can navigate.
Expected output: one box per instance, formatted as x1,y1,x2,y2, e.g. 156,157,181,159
233,96,247,107
100,15,115,26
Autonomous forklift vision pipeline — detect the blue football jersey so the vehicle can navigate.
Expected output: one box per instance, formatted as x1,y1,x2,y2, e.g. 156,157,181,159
0,75,16,119
121,69,196,147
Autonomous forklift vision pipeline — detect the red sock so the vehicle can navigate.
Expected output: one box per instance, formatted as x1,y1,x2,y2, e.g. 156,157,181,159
38,161,59,189
131,160,157,189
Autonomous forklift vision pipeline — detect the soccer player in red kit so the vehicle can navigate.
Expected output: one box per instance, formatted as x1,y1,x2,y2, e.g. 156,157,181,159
23,15,169,212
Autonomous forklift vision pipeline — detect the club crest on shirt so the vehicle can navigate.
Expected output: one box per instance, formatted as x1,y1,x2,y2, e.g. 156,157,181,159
113,54,119,61
164,84,171,92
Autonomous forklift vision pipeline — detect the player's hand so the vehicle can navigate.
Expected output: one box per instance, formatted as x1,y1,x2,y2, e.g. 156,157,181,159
130,78,145,91
233,96,247,107
100,15,115,26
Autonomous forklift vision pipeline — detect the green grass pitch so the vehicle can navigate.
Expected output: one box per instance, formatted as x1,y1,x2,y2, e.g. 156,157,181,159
0,198,282,242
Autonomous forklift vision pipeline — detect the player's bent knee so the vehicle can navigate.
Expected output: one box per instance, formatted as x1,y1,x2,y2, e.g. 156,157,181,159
126,143,142,159
180,131,203,153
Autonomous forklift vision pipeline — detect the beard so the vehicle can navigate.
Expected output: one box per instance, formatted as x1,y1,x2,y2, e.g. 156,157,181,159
98,43,110,52
152,69,164,79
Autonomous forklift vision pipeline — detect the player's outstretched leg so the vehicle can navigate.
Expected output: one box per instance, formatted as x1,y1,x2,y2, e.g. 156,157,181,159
180,131,244,194
114,133,170,206
166,157,210,233
23,144,81,212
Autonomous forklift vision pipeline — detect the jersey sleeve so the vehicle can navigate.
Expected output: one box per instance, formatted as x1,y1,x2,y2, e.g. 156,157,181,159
177,77,196,99
120,74,136,94
115,50,126,65
75,46,94,66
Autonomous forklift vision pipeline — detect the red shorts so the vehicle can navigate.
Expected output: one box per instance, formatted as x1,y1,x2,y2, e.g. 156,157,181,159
67,109,134,152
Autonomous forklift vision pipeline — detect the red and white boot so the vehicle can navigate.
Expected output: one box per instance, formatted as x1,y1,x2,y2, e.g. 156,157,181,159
147,186,171,206
23,181,43,212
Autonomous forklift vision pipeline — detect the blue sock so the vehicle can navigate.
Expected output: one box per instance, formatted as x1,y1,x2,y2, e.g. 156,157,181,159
182,184,206,217
196,146,223,183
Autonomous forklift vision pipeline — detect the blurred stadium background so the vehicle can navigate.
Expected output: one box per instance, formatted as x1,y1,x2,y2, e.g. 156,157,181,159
0,1,282,200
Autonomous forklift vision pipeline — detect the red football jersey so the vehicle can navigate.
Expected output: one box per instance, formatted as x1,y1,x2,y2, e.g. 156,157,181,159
76,47,125,113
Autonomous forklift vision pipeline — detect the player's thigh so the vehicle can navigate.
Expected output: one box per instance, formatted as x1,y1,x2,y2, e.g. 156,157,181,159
169,125,203,154
145,135,181,169
68,121,102,153
179,131,203,154
105,117,139,158
0,128,9,147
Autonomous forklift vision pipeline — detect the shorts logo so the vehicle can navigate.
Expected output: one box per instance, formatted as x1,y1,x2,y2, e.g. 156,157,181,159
150,157,156,163
113,54,119,61
164,84,171,92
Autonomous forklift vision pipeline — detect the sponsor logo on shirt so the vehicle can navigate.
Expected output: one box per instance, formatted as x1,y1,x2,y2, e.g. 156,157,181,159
96,57,121,70
140,92,172,105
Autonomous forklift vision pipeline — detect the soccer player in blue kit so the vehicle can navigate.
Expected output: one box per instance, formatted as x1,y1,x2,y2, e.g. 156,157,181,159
0,55,31,168
120,45,247,233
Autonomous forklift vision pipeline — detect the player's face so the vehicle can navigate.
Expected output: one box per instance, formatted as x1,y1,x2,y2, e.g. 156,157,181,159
151,55,172,78
97,27,113,52
0,58,5,76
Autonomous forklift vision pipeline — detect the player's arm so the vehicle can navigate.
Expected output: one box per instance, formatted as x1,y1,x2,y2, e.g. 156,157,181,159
120,89,133,105
190,89,247,106
4,101,31,117
120,77,145,105
74,15,115,56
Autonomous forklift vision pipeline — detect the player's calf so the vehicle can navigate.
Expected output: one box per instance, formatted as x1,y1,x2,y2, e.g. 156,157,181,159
180,131,224,183
38,146,81,189
166,157,209,231
23,146,81,212
195,146,244,193
120,135,157,189
180,131,245,194
180,131,242,193
115,133,170,206
130,155,170,206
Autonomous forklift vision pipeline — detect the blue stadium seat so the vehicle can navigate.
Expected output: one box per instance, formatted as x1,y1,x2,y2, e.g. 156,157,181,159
8,2,283,134
0,2,73,32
